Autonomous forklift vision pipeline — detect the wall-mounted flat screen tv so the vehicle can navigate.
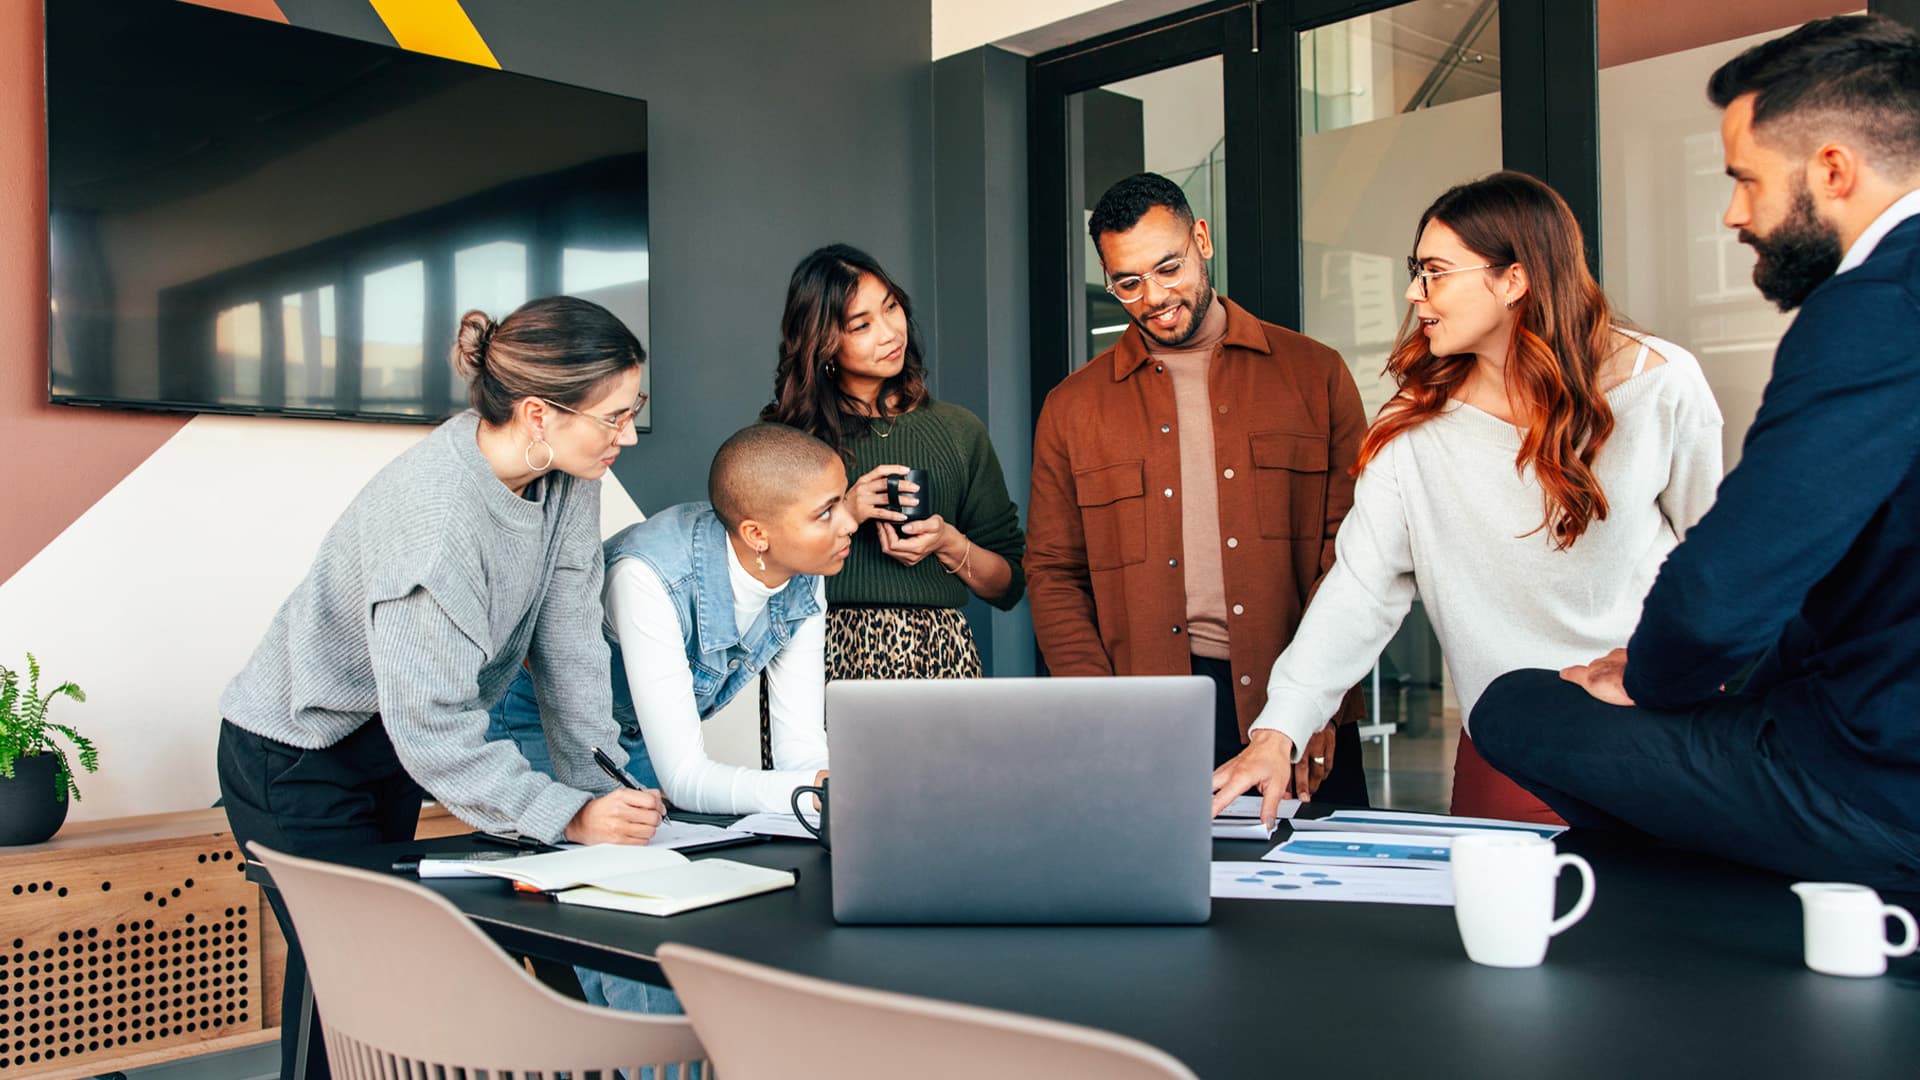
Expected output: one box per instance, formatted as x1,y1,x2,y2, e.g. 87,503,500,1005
46,0,650,427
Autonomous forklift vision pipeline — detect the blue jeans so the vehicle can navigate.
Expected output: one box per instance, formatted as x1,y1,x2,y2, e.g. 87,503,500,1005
1471,669,1920,892
485,667,661,788
486,671,687,1018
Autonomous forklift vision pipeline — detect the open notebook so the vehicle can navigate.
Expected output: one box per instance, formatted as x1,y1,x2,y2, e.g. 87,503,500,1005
461,844,795,916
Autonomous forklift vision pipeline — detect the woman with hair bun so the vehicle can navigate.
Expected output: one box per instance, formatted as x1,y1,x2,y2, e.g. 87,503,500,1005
216,295,655,1079
1211,172,1725,824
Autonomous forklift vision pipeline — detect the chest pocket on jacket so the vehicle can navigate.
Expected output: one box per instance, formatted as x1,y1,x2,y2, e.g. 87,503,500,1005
1250,431,1329,540
688,661,726,702
1073,460,1148,571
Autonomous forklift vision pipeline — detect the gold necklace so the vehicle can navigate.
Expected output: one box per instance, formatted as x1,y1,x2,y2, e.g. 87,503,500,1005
870,415,896,438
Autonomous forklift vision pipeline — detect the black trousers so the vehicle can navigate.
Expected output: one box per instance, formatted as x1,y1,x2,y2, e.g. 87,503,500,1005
217,718,425,1080
1192,655,1370,807
1472,669,1920,893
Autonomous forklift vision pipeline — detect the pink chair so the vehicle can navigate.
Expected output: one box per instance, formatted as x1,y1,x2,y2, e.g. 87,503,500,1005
248,842,707,1079
657,941,1198,1080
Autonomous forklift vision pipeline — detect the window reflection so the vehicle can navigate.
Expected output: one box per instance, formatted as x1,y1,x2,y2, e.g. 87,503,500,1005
564,245,650,429
361,261,426,415
456,241,529,322
163,158,648,424
282,286,337,409
214,301,262,405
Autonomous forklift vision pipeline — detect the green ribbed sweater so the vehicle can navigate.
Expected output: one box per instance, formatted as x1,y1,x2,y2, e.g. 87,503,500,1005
832,399,1026,611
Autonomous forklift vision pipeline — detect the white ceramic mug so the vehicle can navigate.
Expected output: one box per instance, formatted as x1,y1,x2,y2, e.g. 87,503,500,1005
1450,833,1595,968
1791,882,1918,977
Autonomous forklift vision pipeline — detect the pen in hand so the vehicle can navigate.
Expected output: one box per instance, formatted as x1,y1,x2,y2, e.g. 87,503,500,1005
592,746,671,824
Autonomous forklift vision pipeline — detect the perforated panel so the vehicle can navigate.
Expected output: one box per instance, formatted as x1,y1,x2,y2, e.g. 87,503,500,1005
0,835,263,1075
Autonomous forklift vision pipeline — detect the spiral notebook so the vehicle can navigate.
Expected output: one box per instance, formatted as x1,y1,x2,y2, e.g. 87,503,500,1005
460,844,795,916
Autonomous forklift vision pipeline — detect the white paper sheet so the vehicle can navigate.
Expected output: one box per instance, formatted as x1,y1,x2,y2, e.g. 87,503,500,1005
1217,795,1301,821
1262,830,1455,870
1211,862,1454,906
731,810,821,840
647,819,758,850
1290,809,1565,839
1213,819,1278,840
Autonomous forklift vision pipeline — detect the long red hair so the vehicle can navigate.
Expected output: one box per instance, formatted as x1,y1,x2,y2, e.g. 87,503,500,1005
1356,171,1620,549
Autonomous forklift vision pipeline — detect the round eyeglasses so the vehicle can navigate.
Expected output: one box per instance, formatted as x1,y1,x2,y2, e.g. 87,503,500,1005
1106,235,1201,304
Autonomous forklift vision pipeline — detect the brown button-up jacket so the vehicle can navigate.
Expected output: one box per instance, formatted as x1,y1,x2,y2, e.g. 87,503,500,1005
1026,297,1368,737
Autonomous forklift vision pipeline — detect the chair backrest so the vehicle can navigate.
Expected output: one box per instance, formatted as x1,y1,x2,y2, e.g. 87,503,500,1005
657,941,1199,1080
249,843,705,1079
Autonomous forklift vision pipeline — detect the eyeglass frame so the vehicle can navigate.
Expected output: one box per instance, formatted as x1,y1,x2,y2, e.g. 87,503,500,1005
1105,233,1203,304
1406,256,1510,302
536,393,649,435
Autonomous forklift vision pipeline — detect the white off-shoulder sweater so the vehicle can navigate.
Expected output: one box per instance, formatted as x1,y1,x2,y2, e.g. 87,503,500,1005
1251,336,1725,757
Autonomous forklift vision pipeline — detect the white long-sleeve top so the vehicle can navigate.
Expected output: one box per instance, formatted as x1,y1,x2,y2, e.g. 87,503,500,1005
1251,336,1725,757
605,539,829,814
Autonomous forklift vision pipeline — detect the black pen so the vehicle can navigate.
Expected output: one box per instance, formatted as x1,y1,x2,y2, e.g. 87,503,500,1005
473,832,548,852
592,746,671,823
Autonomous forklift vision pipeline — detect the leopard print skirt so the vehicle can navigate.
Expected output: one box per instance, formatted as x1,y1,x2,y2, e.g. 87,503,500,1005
759,606,982,768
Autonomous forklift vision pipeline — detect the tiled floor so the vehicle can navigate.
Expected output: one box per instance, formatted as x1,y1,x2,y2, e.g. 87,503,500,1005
1359,688,1457,814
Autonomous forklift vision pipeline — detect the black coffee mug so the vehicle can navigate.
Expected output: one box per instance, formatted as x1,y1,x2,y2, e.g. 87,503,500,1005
886,469,932,527
790,779,830,852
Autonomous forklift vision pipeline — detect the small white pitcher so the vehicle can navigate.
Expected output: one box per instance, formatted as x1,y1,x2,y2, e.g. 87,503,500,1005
1791,882,1918,977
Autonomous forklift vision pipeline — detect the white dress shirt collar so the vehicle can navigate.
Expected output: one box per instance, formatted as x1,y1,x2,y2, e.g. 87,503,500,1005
1836,187,1920,276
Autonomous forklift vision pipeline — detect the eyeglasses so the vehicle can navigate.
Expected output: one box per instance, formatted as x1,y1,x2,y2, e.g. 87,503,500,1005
538,393,648,434
1106,235,1200,304
1406,257,1507,301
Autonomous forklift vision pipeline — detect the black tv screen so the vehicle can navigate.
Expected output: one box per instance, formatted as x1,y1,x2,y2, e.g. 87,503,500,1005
46,0,650,427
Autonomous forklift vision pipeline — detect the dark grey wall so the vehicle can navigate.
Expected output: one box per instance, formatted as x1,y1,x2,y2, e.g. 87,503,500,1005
282,0,936,511
932,46,1033,677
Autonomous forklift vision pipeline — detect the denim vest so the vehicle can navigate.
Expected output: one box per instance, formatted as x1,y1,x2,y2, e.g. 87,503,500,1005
602,502,823,740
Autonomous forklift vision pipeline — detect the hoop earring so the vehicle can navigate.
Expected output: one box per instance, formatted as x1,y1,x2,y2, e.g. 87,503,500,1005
525,438,554,472
824,361,837,376
756,547,768,573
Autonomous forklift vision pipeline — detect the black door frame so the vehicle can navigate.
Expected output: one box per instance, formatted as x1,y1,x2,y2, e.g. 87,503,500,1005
1027,0,1601,430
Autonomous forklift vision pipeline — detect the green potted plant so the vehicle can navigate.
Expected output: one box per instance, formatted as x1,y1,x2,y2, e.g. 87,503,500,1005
0,653,98,845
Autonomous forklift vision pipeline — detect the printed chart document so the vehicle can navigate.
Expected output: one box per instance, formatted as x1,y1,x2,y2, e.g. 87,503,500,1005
1290,809,1566,839
732,810,820,840
456,844,794,915
1211,862,1454,906
1263,830,1455,870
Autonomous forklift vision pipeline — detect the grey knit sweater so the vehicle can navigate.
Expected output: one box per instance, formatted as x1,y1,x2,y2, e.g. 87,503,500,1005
220,411,617,841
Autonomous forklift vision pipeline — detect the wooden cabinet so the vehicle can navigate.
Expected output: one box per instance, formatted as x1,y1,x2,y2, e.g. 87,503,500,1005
0,804,467,1079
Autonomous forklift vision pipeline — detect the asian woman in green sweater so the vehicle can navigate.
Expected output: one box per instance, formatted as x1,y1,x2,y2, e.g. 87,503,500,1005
761,245,1025,716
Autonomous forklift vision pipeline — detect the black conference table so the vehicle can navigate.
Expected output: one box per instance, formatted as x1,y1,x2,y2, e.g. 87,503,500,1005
277,816,1920,1079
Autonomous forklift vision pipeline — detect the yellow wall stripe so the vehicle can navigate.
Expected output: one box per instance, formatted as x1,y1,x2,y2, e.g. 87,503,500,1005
366,0,500,68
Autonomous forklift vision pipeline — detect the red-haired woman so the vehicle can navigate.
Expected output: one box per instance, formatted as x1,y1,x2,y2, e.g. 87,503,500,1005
1212,171,1723,823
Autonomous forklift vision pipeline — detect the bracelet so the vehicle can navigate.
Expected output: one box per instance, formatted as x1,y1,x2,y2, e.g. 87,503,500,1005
942,537,973,576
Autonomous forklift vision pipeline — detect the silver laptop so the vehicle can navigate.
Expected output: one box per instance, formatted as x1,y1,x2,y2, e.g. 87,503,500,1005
824,676,1213,925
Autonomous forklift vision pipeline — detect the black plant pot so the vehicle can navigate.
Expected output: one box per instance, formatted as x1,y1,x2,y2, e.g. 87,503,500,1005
0,753,70,846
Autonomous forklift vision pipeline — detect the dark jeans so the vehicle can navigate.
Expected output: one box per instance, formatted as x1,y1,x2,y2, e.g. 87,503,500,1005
1192,655,1370,807
1472,669,1920,892
217,718,426,1080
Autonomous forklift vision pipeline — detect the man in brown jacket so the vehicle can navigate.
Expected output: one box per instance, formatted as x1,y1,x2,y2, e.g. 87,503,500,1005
1027,172,1370,805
